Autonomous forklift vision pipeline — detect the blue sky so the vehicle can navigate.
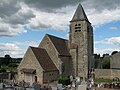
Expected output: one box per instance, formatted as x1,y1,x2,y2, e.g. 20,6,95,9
0,0,120,57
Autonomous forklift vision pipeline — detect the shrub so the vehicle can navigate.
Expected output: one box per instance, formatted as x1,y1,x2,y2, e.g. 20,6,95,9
8,63,18,67
95,78,113,83
58,76,70,85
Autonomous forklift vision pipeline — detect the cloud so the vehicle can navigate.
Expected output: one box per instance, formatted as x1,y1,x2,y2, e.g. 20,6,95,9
88,8,120,26
0,1,34,37
22,0,82,12
27,6,74,31
25,0,120,31
95,37,120,55
83,0,120,11
95,37,120,46
0,21,27,37
0,0,21,18
0,0,120,37
15,41,39,47
94,48,120,56
110,27,119,30
0,43,24,58
0,41,39,58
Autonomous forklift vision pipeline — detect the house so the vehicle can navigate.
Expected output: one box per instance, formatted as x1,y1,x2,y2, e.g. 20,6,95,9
17,4,94,84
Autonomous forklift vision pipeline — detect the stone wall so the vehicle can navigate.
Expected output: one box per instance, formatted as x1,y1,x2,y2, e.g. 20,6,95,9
59,55,72,76
70,48,78,76
17,47,43,84
39,35,71,77
95,69,120,79
70,20,93,78
110,52,120,69
43,71,58,83
39,35,60,70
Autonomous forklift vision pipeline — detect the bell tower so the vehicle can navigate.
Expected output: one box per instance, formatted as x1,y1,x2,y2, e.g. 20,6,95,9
69,4,94,78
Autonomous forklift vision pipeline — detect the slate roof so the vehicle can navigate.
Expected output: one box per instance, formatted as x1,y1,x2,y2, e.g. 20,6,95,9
30,47,58,71
71,4,89,22
47,34,70,56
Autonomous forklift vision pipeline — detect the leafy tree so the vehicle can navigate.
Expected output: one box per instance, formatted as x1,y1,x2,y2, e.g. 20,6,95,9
102,60,110,69
102,53,109,58
4,54,12,65
8,63,18,67
111,51,118,55
94,54,100,59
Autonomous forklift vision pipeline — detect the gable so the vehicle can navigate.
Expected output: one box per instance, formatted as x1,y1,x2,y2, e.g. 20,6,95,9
47,34,70,56
18,47,43,71
18,47,58,72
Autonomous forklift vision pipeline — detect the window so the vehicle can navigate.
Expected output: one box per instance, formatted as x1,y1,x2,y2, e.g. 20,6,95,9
75,24,77,26
75,24,81,32
75,27,78,29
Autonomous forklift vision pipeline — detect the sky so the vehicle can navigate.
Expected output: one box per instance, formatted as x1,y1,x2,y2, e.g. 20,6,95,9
0,0,120,58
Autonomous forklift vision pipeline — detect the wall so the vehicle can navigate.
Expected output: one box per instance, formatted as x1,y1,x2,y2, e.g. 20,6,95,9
17,47,43,84
70,48,77,76
39,35,60,70
110,52,120,69
95,69,120,79
70,20,93,78
43,70,58,83
39,35,71,77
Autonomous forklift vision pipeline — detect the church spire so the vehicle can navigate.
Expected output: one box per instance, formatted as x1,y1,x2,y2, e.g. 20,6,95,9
71,4,89,22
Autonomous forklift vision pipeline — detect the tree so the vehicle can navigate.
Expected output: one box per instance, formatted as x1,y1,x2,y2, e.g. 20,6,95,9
102,53,109,58
94,54,100,59
102,60,110,69
4,54,12,65
111,51,118,55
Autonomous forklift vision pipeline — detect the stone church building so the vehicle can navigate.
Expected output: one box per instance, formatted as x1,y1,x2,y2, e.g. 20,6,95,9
17,4,94,84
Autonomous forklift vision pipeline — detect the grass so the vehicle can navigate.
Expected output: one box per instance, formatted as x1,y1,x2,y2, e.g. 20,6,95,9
95,78,113,83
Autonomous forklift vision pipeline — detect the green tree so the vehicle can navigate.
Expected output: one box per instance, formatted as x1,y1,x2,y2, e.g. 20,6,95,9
111,51,118,55
4,54,12,65
102,60,110,69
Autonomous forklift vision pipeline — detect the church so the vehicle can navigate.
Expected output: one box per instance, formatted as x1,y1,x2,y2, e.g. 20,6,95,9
17,4,94,84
